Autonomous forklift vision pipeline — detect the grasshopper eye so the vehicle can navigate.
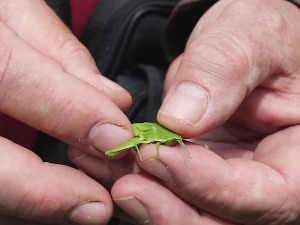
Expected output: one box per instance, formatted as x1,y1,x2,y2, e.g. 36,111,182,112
135,133,142,138
165,138,177,146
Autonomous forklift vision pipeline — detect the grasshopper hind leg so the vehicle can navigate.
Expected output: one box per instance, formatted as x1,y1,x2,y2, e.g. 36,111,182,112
155,142,162,159
134,144,144,161
134,142,163,161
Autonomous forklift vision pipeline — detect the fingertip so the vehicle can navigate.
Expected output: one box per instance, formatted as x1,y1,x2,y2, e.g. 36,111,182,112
161,82,208,124
109,88,132,113
41,163,114,224
67,146,113,182
113,196,149,225
112,174,202,225
83,74,132,112
111,174,145,198
69,202,110,225
158,82,209,138
0,139,113,224
89,122,133,153
111,175,153,224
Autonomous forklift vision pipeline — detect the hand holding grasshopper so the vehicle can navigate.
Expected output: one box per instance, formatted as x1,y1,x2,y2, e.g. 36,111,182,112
105,122,191,160
111,0,300,224
0,1,133,224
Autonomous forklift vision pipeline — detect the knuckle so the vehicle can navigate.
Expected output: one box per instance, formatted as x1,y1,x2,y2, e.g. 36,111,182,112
54,34,91,60
185,36,250,81
62,38,89,58
52,33,94,73
184,31,257,95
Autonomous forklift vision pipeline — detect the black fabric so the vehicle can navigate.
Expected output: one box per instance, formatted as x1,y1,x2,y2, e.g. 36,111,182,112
164,0,217,61
81,0,178,123
288,0,300,8
81,0,178,79
116,64,164,122
45,0,71,27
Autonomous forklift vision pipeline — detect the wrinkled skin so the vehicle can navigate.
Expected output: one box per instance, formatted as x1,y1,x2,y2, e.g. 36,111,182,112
0,0,135,224
4,0,300,224
72,0,300,224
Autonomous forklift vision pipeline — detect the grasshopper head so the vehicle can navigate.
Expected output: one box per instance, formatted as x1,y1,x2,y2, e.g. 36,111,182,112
165,138,191,159
165,137,181,146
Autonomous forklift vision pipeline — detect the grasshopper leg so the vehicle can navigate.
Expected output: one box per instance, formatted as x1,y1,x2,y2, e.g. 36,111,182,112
155,142,161,159
134,144,143,161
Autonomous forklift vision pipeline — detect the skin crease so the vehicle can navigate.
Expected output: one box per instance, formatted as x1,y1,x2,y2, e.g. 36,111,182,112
70,0,300,225
0,0,137,224
4,0,300,225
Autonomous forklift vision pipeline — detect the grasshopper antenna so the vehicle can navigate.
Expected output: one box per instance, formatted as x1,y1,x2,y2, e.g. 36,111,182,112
178,140,192,159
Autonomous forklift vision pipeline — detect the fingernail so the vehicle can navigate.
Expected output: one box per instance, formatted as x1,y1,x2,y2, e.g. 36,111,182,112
160,82,208,126
68,147,111,181
114,196,149,224
69,202,108,225
89,123,132,152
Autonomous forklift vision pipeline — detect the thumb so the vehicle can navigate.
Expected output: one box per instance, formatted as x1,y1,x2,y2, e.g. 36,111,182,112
158,0,300,138
0,137,112,225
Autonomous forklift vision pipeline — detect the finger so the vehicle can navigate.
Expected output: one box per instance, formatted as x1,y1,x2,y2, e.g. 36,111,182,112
189,138,254,160
163,55,182,95
0,0,131,110
0,22,132,155
158,0,300,138
112,173,238,225
0,215,53,225
136,128,300,225
67,147,139,186
0,137,113,225
189,125,257,160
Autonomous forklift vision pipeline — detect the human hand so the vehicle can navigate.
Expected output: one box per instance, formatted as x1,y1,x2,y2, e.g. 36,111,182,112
0,0,133,224
110,0,300,224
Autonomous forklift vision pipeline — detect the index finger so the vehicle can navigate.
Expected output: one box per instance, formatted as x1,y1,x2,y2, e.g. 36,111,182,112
0,22,132,155
0,0,131,111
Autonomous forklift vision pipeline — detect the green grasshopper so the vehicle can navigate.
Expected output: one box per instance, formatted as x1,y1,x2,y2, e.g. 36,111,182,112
105,122,191,160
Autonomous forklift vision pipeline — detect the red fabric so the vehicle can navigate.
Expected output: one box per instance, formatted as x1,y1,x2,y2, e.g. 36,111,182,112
71,0,100,37
0,113,38,150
